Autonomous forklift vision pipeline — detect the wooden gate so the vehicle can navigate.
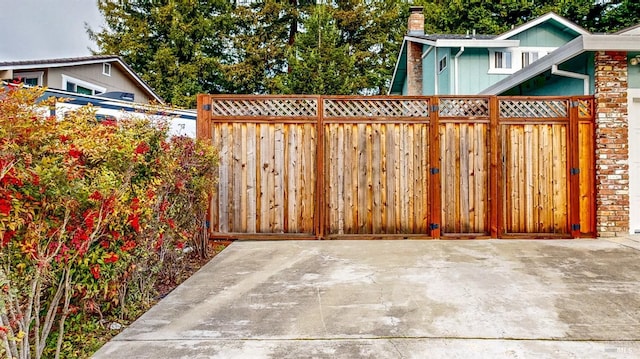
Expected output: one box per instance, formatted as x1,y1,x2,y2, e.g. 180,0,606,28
197,95,595,239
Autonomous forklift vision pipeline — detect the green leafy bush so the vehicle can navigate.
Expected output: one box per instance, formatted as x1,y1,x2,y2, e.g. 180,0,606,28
0,85,216,358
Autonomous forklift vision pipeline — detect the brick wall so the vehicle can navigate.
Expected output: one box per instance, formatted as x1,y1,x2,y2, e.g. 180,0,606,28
594,51,629,237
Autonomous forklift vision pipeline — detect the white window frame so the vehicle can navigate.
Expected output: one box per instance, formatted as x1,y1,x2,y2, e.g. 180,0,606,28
519,47,555,68
102,63,111,76
13,71,44,86
438,55,448,73
489,50,515,74
61,74,106,95
489,47,556,74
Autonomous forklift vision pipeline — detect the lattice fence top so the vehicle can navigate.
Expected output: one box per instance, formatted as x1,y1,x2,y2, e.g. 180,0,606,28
577,99,593,119
499,99,567,118
203,96,592,122
211,98,318,117
439,98,489,117
323,99,430,118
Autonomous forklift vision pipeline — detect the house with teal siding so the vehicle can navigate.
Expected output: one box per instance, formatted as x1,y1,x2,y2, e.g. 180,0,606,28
392,7,640,237
390,10,590,96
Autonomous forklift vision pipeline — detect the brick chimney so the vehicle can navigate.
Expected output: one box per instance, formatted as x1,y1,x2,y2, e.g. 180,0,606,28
406,6,424,95
408,6,425,36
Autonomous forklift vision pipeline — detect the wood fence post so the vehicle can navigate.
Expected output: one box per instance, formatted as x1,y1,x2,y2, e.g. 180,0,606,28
197,94,212,142
315,96,325,239
429,96,441,238
489,96,500,238
569,97,581,238
197,94,213,240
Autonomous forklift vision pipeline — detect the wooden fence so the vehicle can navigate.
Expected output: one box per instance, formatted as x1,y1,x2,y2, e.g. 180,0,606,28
197,95,595,239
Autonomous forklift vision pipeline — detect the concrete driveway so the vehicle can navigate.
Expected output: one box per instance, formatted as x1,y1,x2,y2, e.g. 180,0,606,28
92,238,640,358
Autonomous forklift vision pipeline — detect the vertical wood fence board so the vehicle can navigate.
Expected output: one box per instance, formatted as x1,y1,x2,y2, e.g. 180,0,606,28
247,124,256,232
211,124,221,232
372,125,382,233
232,123,242,231
357,124,367,233
386,124,396,233
579,121,596,235
380,125,388,232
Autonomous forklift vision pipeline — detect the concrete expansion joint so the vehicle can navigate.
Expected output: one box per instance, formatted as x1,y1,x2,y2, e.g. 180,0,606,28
111,336,640,343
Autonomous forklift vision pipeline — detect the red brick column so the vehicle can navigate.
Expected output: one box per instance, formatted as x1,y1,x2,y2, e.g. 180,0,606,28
594,51,629,237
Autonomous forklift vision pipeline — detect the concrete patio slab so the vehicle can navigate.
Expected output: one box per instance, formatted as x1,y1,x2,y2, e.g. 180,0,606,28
92,240,640,358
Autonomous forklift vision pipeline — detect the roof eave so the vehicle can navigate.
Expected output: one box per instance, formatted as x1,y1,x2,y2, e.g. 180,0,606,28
405,36,519,48
0,57,120,71
388,40,407,95
583,34,640,51
113,58,164,104
494,12,590,41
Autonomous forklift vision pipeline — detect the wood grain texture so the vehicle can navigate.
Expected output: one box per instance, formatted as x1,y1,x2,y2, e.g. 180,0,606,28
201,95,593,240
502,123,568,234
439,122,489,234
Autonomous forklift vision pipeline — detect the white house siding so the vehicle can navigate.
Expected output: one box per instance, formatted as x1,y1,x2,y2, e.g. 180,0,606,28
47,64,151,103
628,88,640,233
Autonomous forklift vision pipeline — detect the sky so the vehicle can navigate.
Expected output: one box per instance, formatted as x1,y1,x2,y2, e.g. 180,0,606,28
0,0,104,61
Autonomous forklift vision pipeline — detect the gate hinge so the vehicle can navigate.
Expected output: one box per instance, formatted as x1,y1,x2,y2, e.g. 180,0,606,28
202,104,212,111
431,105,439,113
430,167,440,175
570,101,579,108
430,223,440,230
571,223,580,231
570,168,580,175
205,220,210,229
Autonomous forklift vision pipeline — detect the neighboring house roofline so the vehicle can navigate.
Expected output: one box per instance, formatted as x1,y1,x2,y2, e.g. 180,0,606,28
387,34,520,94
405,35,519,48
0,56,164,104
479,34,640,95
615,23,640,35
494,12,590,40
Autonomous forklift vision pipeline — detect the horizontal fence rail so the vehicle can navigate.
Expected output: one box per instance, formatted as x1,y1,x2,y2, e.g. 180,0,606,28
197,95,595,240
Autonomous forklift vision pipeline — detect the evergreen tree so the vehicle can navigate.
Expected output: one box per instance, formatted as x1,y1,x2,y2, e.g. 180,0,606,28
283,4,357,94
231,0,408,95
89,0,233,107
598,0,640,32
332,0,408,94
224,0,299,94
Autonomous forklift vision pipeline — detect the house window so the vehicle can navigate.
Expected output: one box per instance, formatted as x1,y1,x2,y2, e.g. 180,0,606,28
12,71,44,86
522,52,540,67
61,74,106,96
439,55,448,73
103,63,111,76
494,51,512,69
